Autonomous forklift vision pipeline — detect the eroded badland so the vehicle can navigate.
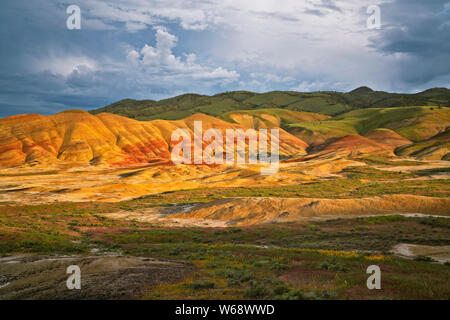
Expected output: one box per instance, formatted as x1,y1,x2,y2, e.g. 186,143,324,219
0,89,449,299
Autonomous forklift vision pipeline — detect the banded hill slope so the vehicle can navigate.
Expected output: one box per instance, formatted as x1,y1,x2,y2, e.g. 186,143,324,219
0,110,307,168
396,128,450,161
1,106,449,168
220,106,450,160
1,88,449,168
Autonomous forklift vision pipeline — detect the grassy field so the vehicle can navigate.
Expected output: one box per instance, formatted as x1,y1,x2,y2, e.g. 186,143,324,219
0,202,449,299
0,165,449,300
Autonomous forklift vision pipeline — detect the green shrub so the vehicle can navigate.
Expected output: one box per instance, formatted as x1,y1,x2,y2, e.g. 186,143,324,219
273,284,290,295
244,284,269,298
274,289,304,300
270,262,290,271
185,281,216,290
253,260,271,267
319,259,348,272
413,255,436,262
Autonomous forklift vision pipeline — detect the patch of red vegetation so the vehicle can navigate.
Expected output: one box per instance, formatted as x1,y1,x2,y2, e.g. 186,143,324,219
279,267,336,288
77,226,130,238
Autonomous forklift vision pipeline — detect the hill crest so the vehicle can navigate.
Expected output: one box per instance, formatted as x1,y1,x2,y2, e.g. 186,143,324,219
90,87,450,120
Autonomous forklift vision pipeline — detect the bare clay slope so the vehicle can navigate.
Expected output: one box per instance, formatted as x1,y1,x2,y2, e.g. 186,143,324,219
0,110,308,168
0,111,169,167
168,195,450,226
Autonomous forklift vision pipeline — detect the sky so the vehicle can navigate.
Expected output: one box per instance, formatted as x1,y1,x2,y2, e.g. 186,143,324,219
0,0,449,117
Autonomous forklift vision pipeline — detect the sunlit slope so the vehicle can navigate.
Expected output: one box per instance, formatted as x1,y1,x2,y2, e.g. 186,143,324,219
365,128,412,149
0,110,308,168
396,128,450,160
1,105,448,168
0,111,168,167
288,106,450,146
168,195,450,226
220,109,329,129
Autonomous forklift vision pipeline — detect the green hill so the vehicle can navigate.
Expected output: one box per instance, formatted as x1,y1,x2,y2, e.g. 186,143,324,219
287,106,450,145
90,87,450,120
89,88,450,154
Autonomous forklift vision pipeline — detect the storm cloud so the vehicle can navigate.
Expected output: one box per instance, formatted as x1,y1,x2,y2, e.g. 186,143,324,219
0,0,448,117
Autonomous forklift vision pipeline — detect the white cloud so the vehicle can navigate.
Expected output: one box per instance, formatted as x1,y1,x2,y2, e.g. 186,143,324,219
126,27,239,83
125,21,148,32
52,0,395,91
26,27,240,102
58,0,212,32
250,73,295,83
3,0,448,119
48,0,401,94
66,0,399,91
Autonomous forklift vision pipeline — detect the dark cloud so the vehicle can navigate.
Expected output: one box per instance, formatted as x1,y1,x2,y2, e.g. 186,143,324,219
368,0,450,85
0,0,448,118
0,1,238,117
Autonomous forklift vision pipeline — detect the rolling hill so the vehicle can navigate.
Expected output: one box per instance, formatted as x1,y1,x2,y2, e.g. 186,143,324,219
304,135,395,160
220,109,330,130
1,105,449,168
1,87,449,168
288,106,450,148
90,87,450,120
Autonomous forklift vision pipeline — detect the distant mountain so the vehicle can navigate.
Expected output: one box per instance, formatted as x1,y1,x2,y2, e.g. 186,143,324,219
349,86,374,95
90,87,450,120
